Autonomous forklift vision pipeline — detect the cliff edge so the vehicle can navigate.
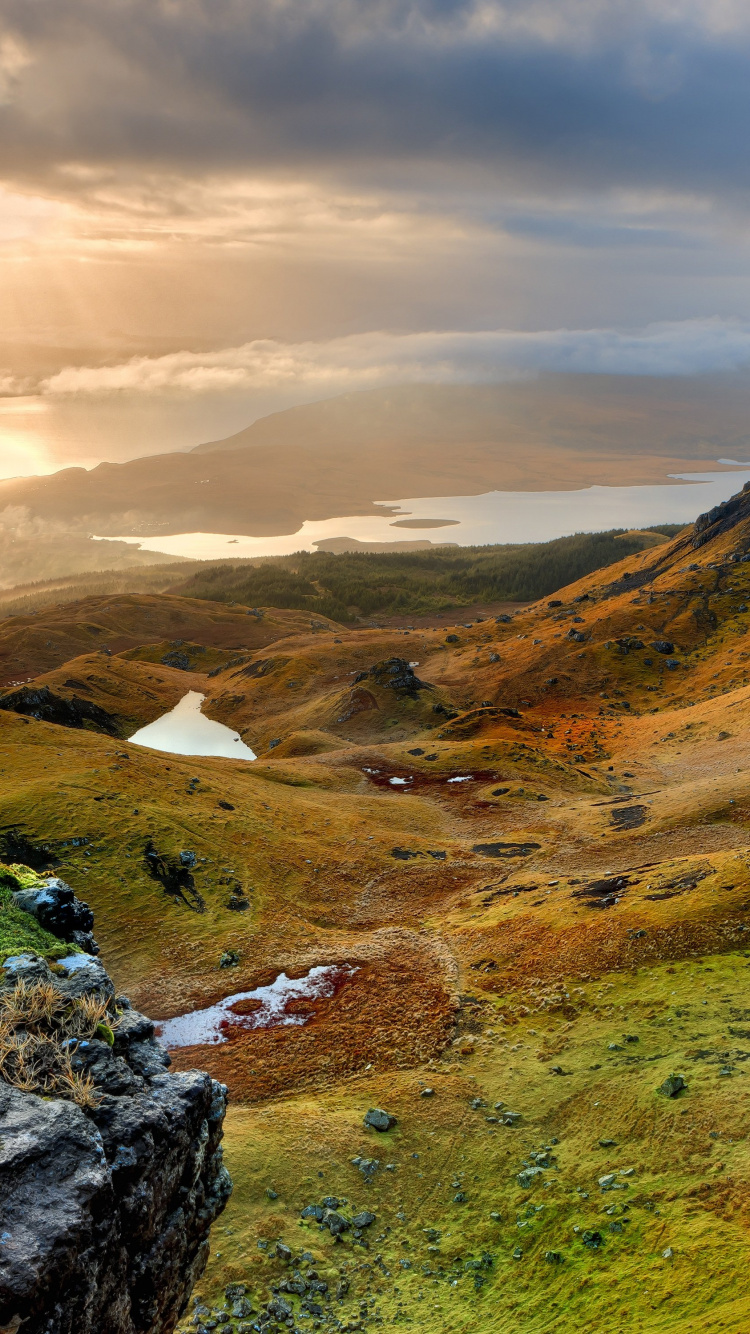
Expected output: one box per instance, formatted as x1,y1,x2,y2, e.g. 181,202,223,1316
0,865,232,1334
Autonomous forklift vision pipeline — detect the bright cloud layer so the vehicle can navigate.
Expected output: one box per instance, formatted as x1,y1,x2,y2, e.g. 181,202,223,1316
36,320,750,398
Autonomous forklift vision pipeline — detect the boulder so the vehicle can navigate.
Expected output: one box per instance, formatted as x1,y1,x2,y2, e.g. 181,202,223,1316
11,877,98,955
658,1073,687,1098
364,1108,397,1132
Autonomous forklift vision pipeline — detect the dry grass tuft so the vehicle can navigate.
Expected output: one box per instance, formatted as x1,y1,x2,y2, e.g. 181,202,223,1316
0,979,119,1108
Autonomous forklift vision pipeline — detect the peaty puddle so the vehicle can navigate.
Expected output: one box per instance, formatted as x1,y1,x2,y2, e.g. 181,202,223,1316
129,690,257,760
156,964,356,1049
363,767,501,792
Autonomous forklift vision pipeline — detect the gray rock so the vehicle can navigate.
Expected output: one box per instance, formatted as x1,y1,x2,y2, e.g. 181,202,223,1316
323,1209,350,1235
658,1073,687,1098
267,1298,293,1320
11,877,98,955
352,1212,376,1228
0,901,231,1334
0,1070,231,1334
363,1108,397,1132
516,1167,544,1188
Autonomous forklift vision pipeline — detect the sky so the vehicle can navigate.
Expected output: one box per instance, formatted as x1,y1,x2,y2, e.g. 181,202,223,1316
5,1,750,475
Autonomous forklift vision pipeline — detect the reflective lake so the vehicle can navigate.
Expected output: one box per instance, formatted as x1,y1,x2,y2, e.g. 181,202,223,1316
101,466,750,559
128,691,257,760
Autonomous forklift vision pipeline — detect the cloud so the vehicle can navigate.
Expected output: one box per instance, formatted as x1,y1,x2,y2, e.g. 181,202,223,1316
4,0,750,204
37,318,750,397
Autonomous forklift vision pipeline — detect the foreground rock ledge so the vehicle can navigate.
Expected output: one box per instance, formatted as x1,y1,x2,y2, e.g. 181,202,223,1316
0,956,232,1334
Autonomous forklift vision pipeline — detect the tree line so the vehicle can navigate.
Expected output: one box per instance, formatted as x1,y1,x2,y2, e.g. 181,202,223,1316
169,527,682,621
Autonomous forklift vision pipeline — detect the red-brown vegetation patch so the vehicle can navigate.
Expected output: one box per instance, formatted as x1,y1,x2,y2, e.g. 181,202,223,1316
167,950,457,1101
458,906,750,992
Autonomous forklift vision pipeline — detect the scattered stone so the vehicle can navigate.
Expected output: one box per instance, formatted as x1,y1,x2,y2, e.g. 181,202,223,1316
658,1073,687,1098
352,1211,376,1228
220,950,241,968
651,640,675,654
323,1209,351,1235
599,1138,617,1148
517,1167,544,1188
598,1174,616,1190
364,1108,397,1132
582,1230,603,1249
265,1187,279,1200
420,1087,435,1097
267,1298,293,1321
544,1251,564,1264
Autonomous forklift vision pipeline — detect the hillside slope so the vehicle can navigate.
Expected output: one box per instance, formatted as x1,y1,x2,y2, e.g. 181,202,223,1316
3,486,750,1332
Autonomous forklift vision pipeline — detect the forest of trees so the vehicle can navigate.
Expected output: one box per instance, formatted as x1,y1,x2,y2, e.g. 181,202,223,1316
170,526,682,621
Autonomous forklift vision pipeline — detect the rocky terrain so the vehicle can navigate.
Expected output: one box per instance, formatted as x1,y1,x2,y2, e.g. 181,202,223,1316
0,871,231,1333
3,485,750,1331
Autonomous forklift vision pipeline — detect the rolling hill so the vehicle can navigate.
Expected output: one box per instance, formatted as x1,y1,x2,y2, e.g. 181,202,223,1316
2,486,750,1332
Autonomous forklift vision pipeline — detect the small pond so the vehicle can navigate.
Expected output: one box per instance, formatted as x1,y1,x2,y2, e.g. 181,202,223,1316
128,691,256,760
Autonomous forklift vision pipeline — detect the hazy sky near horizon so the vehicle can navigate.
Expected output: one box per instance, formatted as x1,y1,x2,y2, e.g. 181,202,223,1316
6,0,750,474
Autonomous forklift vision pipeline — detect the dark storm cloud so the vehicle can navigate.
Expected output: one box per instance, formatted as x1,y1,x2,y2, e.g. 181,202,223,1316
2,0,750,198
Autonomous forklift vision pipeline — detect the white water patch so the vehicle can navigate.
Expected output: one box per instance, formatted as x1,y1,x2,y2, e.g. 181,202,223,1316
57,954,102,973
97,466,750,559
156,964,355,1048
128,691,256,760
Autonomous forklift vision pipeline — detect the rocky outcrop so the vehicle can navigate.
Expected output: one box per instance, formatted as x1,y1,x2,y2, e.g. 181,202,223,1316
0,949,231,1332
355,658,431,697
10,876,98,955
692,479,750,549
0,685,120,736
